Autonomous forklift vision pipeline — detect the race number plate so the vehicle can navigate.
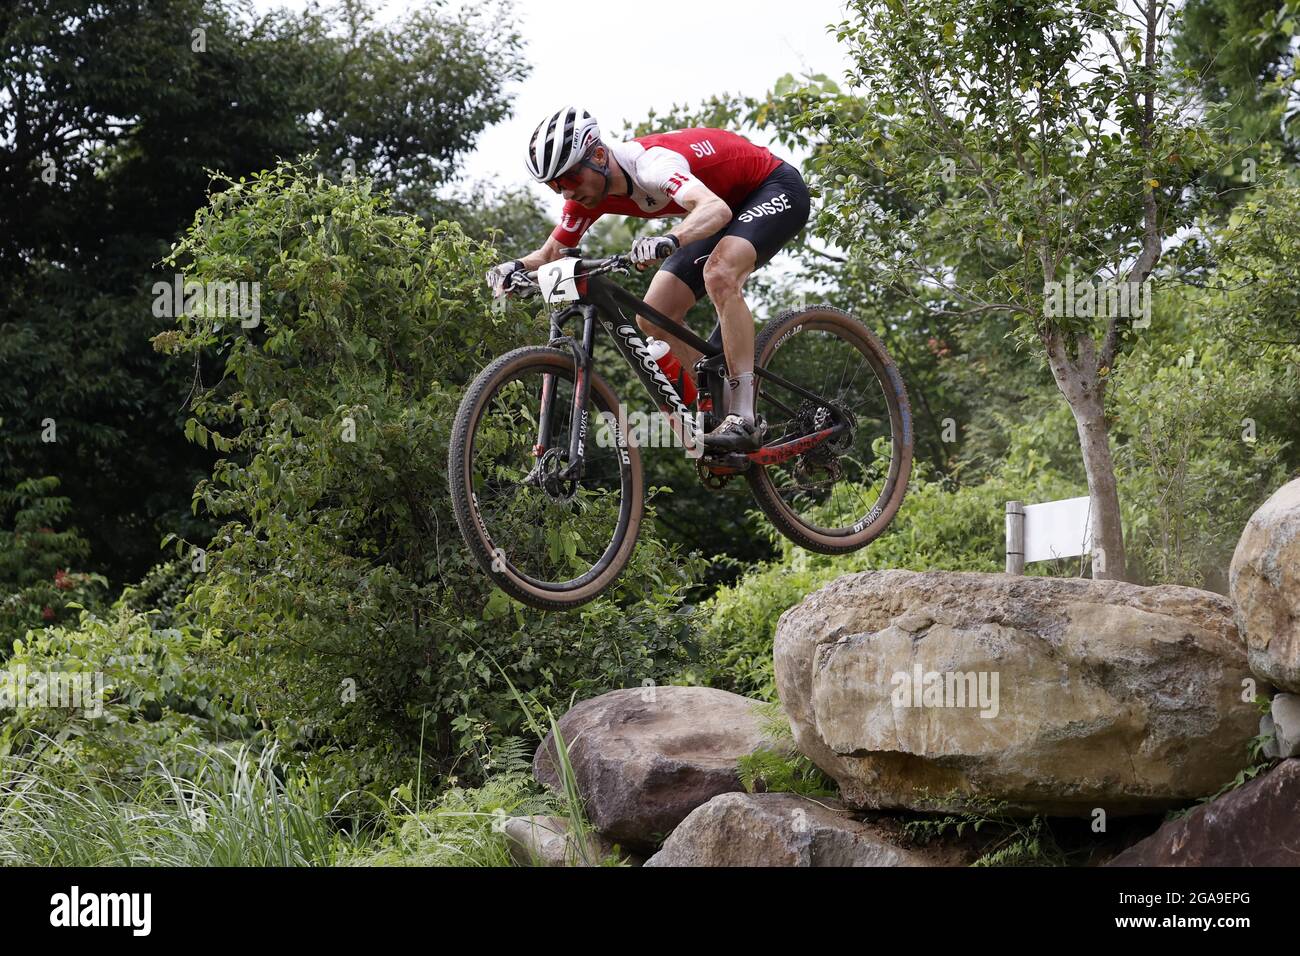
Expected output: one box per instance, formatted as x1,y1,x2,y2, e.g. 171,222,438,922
538,258,581,303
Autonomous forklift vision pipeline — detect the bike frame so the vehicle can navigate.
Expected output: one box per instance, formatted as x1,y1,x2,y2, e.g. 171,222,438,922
535,271,852,481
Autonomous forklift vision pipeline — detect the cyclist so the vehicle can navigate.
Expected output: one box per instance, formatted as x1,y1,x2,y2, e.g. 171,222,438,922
486,106,810,452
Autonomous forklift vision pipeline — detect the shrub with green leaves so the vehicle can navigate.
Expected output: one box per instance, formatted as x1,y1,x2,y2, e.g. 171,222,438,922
683,444,1083,701
1114,335,1296,590
0,477,107,647
0,602,249,781
153,161,699,795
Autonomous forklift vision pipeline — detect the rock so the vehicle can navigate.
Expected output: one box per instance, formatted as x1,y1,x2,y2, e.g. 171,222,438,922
775,570,1258,816
644,792,963,867
1271,693,1300,758
500,815,631,867
1229,479,1300,693
1261,713,1281,760
533,686,778,848
1107,759,1300,866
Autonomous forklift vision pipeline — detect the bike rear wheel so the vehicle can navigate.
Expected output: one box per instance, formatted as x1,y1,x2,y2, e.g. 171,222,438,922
746,306,912,553
449,346,644,610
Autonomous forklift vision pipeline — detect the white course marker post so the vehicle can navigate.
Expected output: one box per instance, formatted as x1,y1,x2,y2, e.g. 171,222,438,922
1005,501,1026,575
1005,496,1094,575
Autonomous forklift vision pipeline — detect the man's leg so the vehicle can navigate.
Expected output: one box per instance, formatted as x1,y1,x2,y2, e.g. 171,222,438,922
702,235,758,424
638,269,703,371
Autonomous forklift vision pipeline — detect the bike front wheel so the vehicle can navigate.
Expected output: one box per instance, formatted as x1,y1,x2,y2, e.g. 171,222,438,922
746,306,913,553
449,346,644,610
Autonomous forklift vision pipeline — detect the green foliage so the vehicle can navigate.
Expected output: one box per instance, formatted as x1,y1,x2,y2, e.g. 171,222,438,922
1114,326,1296,590
1173,0,1296,159
0,744,353,866
0,602,251,782
736,747,835,797
119,560,201,630
343,771,543,867
736,703,835,798
429,181,554,255
154,161,697,795
807,0,1222,334
684,449,1081,700
0,0,529,582
349,669,628,867
903,796,1067,867
0,477,108,648
1198,169,1300,349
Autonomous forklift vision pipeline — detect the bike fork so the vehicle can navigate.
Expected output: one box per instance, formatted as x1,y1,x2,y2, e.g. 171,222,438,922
532,305,598,481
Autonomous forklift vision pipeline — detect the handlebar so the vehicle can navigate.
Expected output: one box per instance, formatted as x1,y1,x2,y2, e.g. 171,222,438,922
502,248,667,299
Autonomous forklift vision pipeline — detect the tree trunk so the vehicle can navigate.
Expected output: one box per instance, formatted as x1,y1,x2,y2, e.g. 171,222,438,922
1045,331,1128,581
1066,391,1127,580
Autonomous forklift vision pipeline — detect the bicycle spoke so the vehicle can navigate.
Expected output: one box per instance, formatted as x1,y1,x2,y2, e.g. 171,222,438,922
467,364,630,587
756,321,899,535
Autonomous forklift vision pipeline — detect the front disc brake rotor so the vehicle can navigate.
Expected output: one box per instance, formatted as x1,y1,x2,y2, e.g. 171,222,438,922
536,447,578,503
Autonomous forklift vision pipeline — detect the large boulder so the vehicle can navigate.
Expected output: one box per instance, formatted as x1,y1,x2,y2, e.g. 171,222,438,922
644,792,964,867
1229,479,1300,693
775,570,1258,816
1107,759,1300,866
533,686,777,849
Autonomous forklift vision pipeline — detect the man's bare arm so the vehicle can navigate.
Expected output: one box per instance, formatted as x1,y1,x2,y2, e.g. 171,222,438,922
519,237,570,270
665,184,732,245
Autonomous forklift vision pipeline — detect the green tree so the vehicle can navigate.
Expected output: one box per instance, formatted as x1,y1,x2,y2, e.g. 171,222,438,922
795,0,1232,579
1172,0,1296,157
0,0,527,582
154,162,698,793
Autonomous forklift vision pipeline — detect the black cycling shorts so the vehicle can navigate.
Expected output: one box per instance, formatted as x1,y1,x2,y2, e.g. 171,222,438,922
661,160,811,301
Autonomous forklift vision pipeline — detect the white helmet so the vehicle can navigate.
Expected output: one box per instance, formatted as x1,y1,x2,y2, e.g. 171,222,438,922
525,106,601,182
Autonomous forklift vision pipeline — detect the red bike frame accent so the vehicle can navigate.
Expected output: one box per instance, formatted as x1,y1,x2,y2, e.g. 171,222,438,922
745,426,837,465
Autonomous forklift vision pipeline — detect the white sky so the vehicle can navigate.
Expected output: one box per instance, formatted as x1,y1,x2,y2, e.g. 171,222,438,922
453,0,853,199
254,0,854,203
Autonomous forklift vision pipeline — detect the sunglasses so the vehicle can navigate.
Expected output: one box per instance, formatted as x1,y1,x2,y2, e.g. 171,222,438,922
546,156,603,193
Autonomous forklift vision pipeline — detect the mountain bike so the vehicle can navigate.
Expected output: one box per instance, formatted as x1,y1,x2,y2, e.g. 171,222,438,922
449,248,913,610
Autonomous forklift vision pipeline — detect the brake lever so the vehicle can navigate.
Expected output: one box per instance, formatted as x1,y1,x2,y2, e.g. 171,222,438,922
506,272,540,298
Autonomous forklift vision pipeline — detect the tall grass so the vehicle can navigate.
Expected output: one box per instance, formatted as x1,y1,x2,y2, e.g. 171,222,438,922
0,743,354,866
1,669,614,866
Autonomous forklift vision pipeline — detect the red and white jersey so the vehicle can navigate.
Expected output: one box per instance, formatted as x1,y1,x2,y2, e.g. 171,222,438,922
549,127,783,248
